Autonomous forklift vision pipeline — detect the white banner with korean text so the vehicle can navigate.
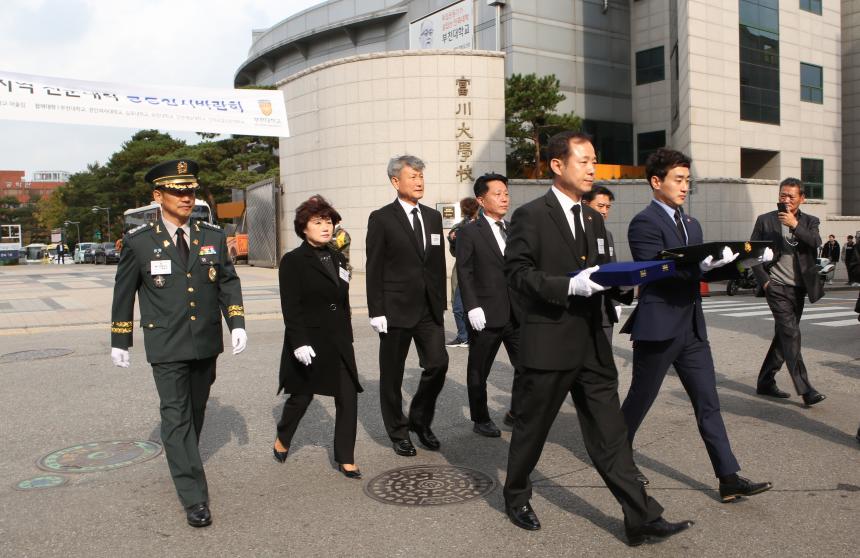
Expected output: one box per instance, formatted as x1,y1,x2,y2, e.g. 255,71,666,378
0,71,289,137
409,0,473,50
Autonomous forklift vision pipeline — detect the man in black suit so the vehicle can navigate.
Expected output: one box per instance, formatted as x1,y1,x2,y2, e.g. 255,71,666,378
620,148,772,503
503,132,692,546
820,234,839,283
366,155,448,456
750,178,825,405
455,173,520,437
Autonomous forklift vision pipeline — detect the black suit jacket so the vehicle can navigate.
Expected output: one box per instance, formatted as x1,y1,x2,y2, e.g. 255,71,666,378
366,200,447,327
505,190,613,370
455,216,522,328
750,209,823,303
278,242,361,396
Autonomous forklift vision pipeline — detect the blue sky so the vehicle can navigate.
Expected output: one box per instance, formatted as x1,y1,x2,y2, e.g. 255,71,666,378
0,0,320,178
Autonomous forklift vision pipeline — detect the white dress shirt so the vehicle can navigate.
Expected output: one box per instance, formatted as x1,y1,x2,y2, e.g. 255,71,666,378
162,219,191,247
483,213,507,254
398,198,425,250
551,185,585,239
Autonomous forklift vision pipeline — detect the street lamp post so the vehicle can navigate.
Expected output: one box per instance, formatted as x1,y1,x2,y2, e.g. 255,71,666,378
92,206,112,243
64,220,81,260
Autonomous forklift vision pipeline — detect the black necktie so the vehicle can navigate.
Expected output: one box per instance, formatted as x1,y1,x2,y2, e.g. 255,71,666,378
571,204,587,261
175,227,189,267
411,207,425,258
673,209,687,245
495,220,507,241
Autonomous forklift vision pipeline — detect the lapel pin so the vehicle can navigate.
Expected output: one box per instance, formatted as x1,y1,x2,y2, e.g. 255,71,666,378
193,239,199,245
163,240,170,248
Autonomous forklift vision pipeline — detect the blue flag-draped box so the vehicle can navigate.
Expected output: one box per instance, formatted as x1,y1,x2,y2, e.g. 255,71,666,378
567,260,676,287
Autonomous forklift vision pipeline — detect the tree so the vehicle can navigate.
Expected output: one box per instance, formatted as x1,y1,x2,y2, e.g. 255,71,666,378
505,73,582,178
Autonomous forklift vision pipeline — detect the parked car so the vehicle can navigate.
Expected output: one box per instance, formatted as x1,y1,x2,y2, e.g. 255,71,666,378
94,242,120,264
74,242,98,264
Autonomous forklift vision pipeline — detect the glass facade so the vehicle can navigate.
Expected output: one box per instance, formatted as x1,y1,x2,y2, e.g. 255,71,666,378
635,46,665,85
799,0,822,15
739,0,780,124
582,120,634,165
800,63,823,103
801,158,823,199
637,130,666,165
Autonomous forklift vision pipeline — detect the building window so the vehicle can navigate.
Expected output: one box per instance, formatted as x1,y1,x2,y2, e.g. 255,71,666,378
739,0,780,124
800,63,823,103
801,158,823,199
637,130,666,165
799,0,822,15
636,46,665,85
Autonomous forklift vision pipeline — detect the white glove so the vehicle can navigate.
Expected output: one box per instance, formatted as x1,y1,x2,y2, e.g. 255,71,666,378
294,345,316,366
231,327,247,355
468,307,486,331
568,265,607,297
370,316,388,334
614,305,623,321
740,247,774,269
699,246,739,272
111,347,130,368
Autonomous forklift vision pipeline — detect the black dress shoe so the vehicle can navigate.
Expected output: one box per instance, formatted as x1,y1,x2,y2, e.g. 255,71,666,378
410,425,440,450
856,425,860,443
273,446,288,463
503,411,515,427
185,503,212,528
635,471,650,486
625,517,693,546
506,502,541,531
719,476,773,502
392,439,417,456
473,420,501,437
802,390,826,406
756,385,791,398
337,464,362,479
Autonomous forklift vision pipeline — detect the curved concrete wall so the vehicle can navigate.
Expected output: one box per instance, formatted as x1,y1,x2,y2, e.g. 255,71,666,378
278,49,506,273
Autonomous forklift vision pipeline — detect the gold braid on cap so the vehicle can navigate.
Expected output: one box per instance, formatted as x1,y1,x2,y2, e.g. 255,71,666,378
153,175,199,190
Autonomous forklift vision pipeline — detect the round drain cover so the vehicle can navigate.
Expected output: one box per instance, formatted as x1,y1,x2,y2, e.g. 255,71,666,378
14,475,68,491
0,348,74,363
37,440,162,474
364,465,496,506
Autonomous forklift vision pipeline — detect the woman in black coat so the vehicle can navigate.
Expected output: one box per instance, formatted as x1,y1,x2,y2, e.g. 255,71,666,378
273,195,364,478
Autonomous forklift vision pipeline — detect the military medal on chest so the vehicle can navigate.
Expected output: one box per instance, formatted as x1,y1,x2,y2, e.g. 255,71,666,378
208,266,217,282
153,275,166,288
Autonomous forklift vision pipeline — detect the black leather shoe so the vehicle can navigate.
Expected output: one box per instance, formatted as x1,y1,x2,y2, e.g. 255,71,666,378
856,426,860,443
185,503,212,528
410,425,440,450
719,476,773,502
273,445,288,463
802,390,826,406
635,471,650,486
473,420,501,437
625,517,693,546
392,439,417,457
756,385,791,399
503,411,515,427
337,464,362,479
506,502,541,531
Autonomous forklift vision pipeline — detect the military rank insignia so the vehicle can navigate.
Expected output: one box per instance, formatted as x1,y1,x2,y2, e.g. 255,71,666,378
208,267,217,282
163,240,170,248
153,275,166,288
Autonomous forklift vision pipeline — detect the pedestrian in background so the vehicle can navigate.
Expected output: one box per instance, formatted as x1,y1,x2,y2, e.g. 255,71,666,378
110,159,247,528
274,195,363,479
820,234,839,284
844,235,858,285
446,197,479,347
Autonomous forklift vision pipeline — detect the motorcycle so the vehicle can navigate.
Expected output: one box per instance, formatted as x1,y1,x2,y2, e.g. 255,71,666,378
726,267,757,296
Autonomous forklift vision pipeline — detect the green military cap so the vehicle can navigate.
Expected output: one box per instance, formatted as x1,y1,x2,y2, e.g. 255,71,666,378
144,159,200,191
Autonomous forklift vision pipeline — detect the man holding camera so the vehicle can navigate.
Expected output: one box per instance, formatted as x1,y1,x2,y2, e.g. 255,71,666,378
750,178,824,406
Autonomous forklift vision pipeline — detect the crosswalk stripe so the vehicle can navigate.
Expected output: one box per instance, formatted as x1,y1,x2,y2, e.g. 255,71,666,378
722,306,844,317
702,304,765,313
814,319,859,327
797,311,859,320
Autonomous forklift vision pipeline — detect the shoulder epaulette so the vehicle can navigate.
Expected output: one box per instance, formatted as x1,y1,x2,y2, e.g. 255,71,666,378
198,221,222,231
126,222,152,237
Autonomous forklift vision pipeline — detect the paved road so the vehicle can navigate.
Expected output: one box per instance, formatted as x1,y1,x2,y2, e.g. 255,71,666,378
0,264,857,557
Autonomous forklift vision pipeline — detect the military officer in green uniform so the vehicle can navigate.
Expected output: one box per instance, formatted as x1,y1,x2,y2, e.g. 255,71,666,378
110,159,247,528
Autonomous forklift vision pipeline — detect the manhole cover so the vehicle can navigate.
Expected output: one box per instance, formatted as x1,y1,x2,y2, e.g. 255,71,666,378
0,348,74,363
364,465,496,506
14,475,68,491
37,440,162,473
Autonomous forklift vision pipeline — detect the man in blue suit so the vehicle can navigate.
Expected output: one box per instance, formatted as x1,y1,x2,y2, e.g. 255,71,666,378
620,148,772,503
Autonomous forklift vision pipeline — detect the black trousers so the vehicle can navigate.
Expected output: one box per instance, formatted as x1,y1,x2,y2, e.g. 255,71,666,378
622,329,741,478
758,283,814,395
466,321,521,423
151,357,216,508
378,305,449,441
277,364,358,464
503,330,663,529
